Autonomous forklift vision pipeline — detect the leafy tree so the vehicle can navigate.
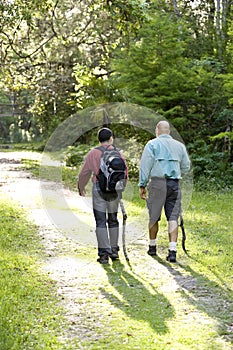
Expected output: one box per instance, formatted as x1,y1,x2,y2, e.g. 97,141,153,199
109,10,226,140
0,0,148,136
0,1,106,135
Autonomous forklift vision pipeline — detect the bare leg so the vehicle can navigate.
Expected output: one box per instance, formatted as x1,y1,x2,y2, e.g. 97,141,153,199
149,221,158,239
168,220,178,242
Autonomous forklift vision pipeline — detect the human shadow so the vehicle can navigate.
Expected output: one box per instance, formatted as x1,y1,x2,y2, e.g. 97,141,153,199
100,260,174,334
154,255,233,344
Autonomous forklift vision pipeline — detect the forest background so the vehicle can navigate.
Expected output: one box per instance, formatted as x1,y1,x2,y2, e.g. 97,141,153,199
0,0,232,190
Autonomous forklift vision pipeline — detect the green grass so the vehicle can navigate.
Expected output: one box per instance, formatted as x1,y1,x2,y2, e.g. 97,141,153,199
0,142,45,152
0,196,70,350
185,191,233,286
21,159,78,188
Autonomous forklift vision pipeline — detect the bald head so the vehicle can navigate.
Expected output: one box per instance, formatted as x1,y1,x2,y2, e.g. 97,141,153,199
156,121,170,136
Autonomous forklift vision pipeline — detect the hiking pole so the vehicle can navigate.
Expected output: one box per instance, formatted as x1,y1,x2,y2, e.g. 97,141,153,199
179,213,188,254
119,199,129,261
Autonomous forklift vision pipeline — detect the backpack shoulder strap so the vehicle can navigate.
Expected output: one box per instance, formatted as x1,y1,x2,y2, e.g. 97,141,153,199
95,145,105,153
95,145,117,153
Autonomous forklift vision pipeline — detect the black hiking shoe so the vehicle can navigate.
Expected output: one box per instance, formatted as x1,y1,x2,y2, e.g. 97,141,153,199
97,254,109,264
147,245,157,256
110,247,119,261
166,250,177,263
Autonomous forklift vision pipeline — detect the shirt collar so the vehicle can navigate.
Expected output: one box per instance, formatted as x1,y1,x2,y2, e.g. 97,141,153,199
158,134,172,138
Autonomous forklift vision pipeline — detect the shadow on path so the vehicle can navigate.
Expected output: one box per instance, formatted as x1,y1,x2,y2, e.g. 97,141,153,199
151,254,233,344
100,260,174,334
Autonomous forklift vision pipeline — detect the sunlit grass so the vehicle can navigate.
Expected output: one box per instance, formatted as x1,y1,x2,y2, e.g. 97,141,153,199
0,195,69,350
184,191,233,288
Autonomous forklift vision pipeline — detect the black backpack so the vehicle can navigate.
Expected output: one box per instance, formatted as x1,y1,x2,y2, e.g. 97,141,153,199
96,145,127,193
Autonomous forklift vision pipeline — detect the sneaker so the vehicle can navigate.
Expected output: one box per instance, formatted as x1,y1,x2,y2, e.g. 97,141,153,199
97,254,109,264
110,247,119,260
147,245,157,256
166,250,176,263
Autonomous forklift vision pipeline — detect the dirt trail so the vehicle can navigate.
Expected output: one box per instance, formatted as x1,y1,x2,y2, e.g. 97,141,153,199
0,152,232,349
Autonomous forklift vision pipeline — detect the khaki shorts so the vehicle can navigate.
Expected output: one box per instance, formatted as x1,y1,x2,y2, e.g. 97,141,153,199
146,177,181,223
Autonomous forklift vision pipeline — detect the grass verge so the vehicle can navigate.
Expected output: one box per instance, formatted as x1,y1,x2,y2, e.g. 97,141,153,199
0,195,69,350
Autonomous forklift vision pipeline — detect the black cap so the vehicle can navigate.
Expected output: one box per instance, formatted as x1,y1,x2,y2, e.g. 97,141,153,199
98,128,113,142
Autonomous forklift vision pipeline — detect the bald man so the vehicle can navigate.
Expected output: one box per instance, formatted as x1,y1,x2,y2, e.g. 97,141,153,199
139,121,190,262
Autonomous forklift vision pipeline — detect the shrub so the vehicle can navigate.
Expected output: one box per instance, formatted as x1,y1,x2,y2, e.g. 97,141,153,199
188,140,233,191
64,144,91,167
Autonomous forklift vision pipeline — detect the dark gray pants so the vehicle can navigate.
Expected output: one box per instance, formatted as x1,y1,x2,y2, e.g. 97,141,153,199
92,183,120,256
147,177,181,223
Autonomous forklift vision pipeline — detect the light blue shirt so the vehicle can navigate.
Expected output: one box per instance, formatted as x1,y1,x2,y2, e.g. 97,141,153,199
139,134,190,187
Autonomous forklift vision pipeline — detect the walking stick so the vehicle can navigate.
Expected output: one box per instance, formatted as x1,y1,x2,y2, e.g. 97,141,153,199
119,199,129,261
179,214,188,254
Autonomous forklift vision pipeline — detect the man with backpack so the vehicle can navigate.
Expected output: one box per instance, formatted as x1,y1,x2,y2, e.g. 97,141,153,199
139,121,190,263
78,127,127,264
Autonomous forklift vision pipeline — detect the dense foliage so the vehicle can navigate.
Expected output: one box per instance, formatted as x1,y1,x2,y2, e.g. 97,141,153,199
0,0,232,188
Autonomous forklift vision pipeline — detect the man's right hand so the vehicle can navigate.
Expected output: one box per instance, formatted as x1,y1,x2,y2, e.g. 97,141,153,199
139,187,147,200
78,187,86,196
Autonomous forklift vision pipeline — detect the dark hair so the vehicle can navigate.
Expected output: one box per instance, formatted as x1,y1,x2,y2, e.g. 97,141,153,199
98,128,113,142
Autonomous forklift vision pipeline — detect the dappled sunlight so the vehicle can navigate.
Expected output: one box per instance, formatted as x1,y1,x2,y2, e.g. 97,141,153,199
185,210,224,224
44,256,94,279
0,151,42,162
